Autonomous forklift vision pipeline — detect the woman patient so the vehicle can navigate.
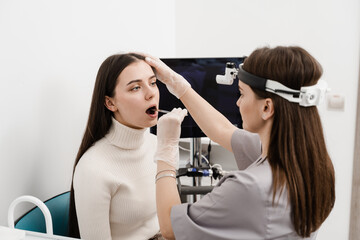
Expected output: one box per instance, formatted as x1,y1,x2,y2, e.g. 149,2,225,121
68,53,163,240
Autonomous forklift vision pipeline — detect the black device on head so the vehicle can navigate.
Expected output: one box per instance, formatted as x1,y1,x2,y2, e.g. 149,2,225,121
237,65,268,91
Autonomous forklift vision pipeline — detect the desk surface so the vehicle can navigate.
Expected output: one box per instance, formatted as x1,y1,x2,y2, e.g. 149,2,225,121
0,226,80,240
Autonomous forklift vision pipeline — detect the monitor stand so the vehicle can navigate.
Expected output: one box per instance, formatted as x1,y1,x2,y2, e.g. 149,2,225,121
190,137,202,201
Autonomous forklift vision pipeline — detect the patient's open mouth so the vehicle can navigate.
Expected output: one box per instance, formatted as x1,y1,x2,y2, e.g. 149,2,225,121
146,106,157,115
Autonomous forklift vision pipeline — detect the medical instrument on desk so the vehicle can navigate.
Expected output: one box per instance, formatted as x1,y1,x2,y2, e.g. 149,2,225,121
178,143,228,181
217,63,330,107
176,164,226,199
178,167,212,177
177,165,226,180
177,139,229,202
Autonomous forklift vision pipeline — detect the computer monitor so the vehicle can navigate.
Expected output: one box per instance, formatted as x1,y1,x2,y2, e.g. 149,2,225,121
150,57,245,138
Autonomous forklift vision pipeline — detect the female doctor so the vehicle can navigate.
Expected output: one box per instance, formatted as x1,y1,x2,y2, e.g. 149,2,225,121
145,46,335,239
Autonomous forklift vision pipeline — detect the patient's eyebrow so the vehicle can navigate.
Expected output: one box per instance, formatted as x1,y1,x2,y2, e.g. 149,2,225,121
126,75,156,85
126,79,142,86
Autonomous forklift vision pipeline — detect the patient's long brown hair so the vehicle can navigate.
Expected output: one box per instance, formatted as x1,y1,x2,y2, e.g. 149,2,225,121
68,53,145,238
243,46,335,237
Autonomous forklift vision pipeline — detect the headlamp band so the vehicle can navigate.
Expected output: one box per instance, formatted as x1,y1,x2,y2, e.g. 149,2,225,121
237,65,267,91
237,64,328,107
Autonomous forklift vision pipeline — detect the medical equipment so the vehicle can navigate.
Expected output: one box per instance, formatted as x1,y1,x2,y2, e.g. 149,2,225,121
217,63,329,107
176,165,226,203
177,165,225,179
178,167,212,177
215,62,238,85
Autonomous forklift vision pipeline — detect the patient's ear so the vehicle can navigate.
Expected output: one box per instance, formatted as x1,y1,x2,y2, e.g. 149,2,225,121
104,96,117,112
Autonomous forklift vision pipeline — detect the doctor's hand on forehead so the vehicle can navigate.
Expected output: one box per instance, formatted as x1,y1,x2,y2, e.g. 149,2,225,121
154,108,187,169
138,53,191,99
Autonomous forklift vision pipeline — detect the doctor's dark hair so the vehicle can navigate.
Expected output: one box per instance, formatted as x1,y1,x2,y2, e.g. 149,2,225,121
68,53,146,238
242,46,335,238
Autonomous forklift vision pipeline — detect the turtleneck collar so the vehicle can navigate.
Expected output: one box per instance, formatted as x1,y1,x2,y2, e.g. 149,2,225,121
105,117,147,150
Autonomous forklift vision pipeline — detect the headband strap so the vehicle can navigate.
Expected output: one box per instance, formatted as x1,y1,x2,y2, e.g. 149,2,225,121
237,64,329,107
237,65,267,91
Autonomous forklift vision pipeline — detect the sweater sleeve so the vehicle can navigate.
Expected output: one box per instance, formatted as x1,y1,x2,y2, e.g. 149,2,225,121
73,156,115,240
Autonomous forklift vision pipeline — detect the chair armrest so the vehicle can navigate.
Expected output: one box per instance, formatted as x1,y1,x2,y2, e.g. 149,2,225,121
8,195,53,235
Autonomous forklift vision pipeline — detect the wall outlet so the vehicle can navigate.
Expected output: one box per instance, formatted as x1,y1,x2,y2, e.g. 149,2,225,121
327,93,345,111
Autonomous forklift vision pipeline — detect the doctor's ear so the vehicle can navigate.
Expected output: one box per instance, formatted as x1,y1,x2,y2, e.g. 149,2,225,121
261,98,274,120
105,96,117,112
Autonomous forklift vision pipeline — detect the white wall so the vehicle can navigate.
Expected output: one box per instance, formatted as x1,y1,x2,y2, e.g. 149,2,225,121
0,0,175,225
175,0,360,239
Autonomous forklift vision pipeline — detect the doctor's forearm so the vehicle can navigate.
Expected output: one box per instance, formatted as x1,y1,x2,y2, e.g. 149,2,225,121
156,162,180,240
180,88,236,151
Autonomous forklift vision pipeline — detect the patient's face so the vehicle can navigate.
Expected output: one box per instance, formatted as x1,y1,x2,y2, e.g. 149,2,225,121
110,60,159,129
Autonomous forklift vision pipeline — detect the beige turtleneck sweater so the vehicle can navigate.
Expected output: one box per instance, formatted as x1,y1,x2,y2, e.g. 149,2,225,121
73,118,159,240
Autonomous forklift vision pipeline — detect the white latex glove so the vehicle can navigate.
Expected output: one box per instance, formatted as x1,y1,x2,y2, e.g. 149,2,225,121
144,54,191,99
154,108,188,169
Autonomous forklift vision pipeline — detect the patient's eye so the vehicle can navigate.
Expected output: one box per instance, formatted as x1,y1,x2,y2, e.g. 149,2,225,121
131,85,141,91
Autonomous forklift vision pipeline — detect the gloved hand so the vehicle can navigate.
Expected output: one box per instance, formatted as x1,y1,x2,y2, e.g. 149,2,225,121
144,54,191,99
154,108,188,169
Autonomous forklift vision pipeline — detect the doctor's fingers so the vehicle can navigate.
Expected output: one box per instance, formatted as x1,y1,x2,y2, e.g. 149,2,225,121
131,51,163,68
170,108,188,122
159,108,187,124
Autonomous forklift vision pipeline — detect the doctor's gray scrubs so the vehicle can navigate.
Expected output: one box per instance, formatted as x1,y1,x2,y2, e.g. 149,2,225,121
170,129,318,240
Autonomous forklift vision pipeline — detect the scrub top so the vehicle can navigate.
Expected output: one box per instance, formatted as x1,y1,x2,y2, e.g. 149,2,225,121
171,129,318,240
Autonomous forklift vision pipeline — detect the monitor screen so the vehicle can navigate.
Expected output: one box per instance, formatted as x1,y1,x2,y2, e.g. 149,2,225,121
150,57,245,138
